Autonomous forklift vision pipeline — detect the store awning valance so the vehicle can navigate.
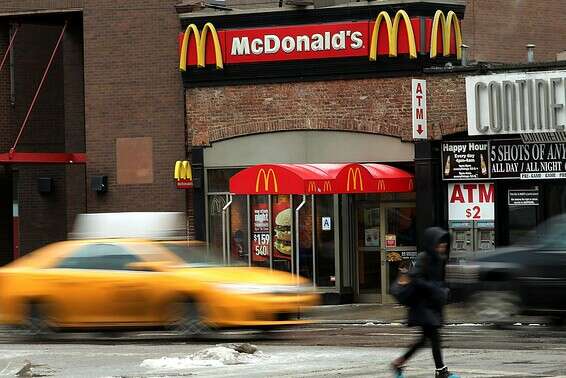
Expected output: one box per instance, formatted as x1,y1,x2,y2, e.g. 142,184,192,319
229,163,413,195
333,163,414,193
229,164,333,195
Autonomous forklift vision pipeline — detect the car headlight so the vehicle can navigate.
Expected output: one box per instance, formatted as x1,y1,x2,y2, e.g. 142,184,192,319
216,283,312,294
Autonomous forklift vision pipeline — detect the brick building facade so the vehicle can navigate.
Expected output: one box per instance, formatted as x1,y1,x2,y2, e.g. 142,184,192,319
0,0,565,265
0,1,186,258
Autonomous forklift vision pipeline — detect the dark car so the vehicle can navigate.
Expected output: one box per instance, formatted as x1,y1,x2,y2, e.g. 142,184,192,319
446,215,566,324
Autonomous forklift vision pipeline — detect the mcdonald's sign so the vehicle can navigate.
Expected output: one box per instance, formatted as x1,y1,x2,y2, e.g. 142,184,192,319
346,167,364,192
307,181,317,193
178,9,463,72
255,168,278,193
174,160,193,189
369,10,417,61
307,180,333,193
179,23,224,71
377,179,386,192
430,10,462,59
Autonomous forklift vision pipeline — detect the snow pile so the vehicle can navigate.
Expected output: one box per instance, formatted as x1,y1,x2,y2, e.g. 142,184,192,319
140,344,268,370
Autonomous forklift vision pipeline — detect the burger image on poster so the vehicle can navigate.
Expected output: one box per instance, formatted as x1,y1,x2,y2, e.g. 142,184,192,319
274,208,292,256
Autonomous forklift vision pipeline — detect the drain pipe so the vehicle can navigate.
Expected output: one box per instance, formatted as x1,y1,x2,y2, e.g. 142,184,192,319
221,194,233,265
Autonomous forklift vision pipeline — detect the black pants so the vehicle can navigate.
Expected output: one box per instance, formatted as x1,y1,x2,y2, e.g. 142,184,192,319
403,326,444,369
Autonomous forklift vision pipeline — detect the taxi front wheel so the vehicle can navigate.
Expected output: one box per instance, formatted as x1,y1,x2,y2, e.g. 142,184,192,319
171,301,210,337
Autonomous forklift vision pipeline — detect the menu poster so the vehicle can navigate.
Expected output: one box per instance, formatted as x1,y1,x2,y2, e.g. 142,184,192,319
442,141,490,180
251,204,270,262
364,227,379,247
272,197,292,260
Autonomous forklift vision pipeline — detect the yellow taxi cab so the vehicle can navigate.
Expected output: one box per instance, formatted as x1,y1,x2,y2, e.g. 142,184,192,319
0,238,319,336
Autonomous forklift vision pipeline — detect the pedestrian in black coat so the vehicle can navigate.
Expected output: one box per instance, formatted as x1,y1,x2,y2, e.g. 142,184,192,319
391,227,457,378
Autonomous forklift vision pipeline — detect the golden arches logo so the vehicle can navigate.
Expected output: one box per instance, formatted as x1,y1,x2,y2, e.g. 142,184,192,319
377,179,386,192
323,181,332,192
174,160,192,180
430,10,462,59
369,10,417,61
179,23,224,71
255,168,278,193
307,181,317,193
346,167,364,192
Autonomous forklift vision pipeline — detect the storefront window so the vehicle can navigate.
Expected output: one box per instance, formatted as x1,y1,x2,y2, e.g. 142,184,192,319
207,195,227,263
385,206,417,289
385,207,417,247
272,195,292,272
315,195,336,287
207,169,242,192
355,194,380,293
250,195,270,268
230,195,249,266
293,195,313,280
509,206,538,245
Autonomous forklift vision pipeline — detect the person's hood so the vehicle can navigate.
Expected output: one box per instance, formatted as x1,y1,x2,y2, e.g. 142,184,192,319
423,227,450,257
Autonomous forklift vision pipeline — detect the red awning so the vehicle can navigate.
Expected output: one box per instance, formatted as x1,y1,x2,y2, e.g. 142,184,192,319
229,163,413,195
229,164,332,195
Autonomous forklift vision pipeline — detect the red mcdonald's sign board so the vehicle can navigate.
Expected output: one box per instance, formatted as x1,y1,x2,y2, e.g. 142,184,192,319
179,10,462,71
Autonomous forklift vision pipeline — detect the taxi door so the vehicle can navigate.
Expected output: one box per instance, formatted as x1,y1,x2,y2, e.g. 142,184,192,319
47,243,152,325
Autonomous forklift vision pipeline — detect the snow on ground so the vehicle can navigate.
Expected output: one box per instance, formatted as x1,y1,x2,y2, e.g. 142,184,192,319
140,345,268,370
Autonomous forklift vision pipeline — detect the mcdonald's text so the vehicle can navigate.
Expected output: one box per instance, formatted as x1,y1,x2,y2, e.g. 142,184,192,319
179,10,462,69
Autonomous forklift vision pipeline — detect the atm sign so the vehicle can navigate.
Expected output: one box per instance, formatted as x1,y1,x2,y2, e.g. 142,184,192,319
448,183,495,221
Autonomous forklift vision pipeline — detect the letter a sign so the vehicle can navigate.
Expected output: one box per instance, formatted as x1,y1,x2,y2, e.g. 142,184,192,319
412,79,427,140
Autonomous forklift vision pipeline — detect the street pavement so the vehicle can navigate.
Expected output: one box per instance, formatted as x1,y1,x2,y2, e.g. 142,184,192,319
0,323,565,377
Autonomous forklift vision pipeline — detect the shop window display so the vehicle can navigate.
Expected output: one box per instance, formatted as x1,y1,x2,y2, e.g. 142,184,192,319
272,195,292,272
207,195,227,262
293,195,313,280
315,195,336,287
230,195,249,265
385,206,417,288
250,195,270,268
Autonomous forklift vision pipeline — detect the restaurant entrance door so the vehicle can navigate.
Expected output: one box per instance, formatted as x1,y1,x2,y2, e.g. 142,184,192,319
354,194,382,302
351,194,417,303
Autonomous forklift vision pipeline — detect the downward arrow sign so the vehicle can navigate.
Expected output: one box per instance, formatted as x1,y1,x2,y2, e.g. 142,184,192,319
417,125,424,135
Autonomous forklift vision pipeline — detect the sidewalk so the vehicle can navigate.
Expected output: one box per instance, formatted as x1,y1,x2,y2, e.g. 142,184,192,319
303,303,543,325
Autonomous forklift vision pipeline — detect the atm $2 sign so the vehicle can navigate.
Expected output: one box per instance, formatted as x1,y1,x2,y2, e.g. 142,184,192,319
448,183,495,221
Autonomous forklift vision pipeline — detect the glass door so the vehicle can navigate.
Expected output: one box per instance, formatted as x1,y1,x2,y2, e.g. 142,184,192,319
381,203,417,303
207,194,228,263
354,194,381,302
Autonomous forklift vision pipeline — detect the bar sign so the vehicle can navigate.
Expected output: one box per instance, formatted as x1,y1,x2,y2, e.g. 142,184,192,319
412,79,427,140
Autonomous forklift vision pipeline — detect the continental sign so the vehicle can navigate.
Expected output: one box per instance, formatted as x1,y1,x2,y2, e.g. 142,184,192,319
179,10,462,71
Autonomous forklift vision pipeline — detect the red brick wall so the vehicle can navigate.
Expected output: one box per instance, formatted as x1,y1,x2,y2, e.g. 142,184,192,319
187,74,468,145
0,1,188,251
81,1,185,214
462,0,566,63
0,24,13,151
15,165,68,254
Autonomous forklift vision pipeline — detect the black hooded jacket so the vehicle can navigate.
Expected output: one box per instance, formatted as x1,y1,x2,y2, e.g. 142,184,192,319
407,227,450,327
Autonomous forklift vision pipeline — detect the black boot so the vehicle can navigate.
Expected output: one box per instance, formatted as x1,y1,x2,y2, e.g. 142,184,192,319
435,366,458,378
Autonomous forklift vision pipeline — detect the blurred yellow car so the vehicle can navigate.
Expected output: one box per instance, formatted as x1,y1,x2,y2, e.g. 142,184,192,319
0,239,319,336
